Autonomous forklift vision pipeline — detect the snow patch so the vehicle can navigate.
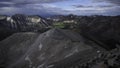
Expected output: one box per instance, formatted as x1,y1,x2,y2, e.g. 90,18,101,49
65,53,74,58
65,48,79,58
25,56,32,68
37,64,45,68
39,43,43,51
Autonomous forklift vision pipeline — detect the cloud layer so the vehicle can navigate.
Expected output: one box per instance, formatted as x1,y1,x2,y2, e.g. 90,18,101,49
0,0,120,16
93,0,120,5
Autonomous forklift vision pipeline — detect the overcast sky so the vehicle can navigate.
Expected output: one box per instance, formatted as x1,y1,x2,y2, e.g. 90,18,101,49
0,0,120,16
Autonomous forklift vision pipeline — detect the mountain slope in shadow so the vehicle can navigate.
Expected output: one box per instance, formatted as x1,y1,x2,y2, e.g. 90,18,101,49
0,28,105,68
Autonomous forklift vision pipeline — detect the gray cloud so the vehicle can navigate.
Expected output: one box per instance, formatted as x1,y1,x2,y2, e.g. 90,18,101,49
72,2,120,16
93,0,120,5
73,4,115,8
98,5,114,8
72,5,92,8
0,3,66,16
0,2,15,7
0,4,10,7
0,0,69,8
0,0,120,16
0,0,69,4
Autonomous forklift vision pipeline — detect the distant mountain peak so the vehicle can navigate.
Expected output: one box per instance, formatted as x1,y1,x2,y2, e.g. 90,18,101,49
0,14,52,32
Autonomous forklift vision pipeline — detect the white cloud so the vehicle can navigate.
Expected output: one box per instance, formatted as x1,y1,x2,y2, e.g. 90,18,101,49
41,4,57,8
0,6,27,15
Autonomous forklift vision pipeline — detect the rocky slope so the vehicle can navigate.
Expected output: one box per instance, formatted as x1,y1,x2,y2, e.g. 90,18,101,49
52,15,120,50
0,14,52,41
66,47,120,68
76,16,120,50
0,28,106,68
0,32,40,68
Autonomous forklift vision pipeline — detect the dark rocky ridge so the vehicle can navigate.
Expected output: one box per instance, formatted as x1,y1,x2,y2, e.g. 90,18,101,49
76,16,120,50
52,15,120,50
0,28,106,68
